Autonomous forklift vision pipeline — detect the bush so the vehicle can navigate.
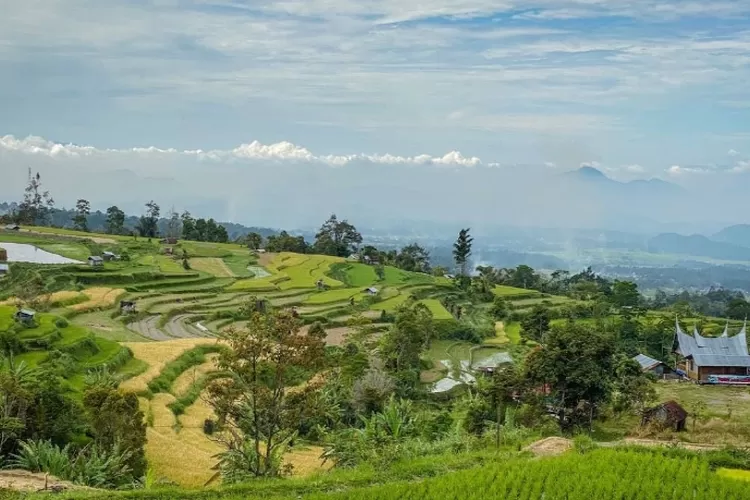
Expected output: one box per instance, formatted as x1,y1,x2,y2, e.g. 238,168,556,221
147,345,225,394
11,440,135,489
573,434,598,454
55,318,69,329
434,320,483,343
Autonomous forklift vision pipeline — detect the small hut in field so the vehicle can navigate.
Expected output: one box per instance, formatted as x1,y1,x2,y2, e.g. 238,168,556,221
641,401,687,431
0,247,7,262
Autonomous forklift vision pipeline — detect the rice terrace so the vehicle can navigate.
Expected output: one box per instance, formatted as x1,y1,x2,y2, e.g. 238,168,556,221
4,215,750,500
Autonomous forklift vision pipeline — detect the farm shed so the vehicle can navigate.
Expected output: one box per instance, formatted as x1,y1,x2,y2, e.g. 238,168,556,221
472,351,514,375
15,309,36,323
0,263,8,276
364,287,379,295
0,247,6,262
633,354,675,378
88,256,104,267
674,319,750,382
160,237,178,244
4,224,20,231
120,300,137,314
641,401,687,431
102,251,118,261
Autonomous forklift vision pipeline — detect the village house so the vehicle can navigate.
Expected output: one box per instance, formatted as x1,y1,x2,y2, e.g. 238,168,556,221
364,287,379,295
633,353,675,379
88,256,104,267
674,319,750,383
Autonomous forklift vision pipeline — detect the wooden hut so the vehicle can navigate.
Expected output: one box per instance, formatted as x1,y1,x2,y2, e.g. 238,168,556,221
674,319,750,382
641,401,687,431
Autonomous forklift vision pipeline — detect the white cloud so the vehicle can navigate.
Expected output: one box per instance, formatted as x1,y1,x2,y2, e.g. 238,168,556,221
0,134,481,168
667,165,714,176
728,149,740,157
623,164,645,173
730,160,750,173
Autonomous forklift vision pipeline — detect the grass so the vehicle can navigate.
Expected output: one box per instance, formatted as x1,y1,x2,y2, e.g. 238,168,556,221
418,299,452,320
222,253,257,277
371,293,409,312
305,288,365,305
190,258,236,277
505,322,521,344
492,285,541,298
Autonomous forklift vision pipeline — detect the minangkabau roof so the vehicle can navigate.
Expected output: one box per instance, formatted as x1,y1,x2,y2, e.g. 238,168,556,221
675,319,750,367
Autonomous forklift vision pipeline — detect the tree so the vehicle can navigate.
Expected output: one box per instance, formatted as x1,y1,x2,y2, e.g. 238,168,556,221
17,169,55,226
246,232,263,251
82,387,147,478
508,265,539,290
207,309,325,480
453,228,473,276
395,244,431,273
165,207,182,239
611,280,640,309
265,231,309,253
136,201,160,238
524,323,625,429
105,206,125,235
181,211,196,240
520,305,551,342
727,298,750,320
313,214,362,257
379,303,433,394
72,199,90,232
490,296,510,320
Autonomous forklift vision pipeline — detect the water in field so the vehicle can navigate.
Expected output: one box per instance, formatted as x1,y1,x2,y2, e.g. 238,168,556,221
246,266,271,278
0,242,81,264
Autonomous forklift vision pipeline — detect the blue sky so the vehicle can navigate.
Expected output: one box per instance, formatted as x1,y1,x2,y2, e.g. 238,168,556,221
1,1,750,228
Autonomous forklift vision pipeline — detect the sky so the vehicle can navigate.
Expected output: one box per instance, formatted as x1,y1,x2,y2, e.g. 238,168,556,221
1,0,750,230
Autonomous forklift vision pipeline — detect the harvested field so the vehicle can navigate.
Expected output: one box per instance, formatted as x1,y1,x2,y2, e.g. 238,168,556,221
120,338,219,393
165,314,212,338
171,354,219,396
524,437,573,457
190,257,235,277
69,287,126,312
126,315,170,341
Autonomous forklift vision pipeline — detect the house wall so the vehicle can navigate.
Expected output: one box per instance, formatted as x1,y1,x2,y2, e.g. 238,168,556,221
698,366,749,381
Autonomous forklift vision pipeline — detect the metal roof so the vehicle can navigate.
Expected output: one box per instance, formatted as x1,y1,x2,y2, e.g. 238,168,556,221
88,256,104,261
0,263,8,271
634,354,663,370
676,319,750,367
19,309,35,316
691,354,750,368
472,352,514,369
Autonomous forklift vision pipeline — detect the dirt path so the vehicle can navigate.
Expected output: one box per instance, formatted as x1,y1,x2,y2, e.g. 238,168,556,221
126,315,171,341
0,470,91,493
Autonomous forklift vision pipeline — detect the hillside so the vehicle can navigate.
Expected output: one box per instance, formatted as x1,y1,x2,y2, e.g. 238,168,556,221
647,233,750,261
714,224,750,249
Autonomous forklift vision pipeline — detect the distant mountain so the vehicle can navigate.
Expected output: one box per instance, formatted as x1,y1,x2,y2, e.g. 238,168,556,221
647,233,750,262
565,167,682,193
714,225,750,249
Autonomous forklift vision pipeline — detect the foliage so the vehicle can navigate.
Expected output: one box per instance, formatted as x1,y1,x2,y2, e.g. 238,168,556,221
11,439,135,488
72,199,91,232
207,309,326,479
352,369,395,416
146,344,224,394
83,387,148,478
137,201,160,238
453,228,473,277
105,206,126,234
181,211,229,243
313,214,363,257
15,170,55,226
379,303,434,394
265,230,309,253
520,304,551,342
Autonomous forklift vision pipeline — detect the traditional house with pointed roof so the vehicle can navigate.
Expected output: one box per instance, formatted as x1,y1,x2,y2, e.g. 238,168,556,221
674,319,750,382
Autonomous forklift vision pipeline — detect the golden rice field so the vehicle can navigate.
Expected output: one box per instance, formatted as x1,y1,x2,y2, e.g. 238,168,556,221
171,354,219,396
189,258,236,278
69,287,126,312
120,338,219,393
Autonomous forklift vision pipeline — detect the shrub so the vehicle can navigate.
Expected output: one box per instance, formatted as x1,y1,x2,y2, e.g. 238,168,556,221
11,440,135,489
55,318,69,329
